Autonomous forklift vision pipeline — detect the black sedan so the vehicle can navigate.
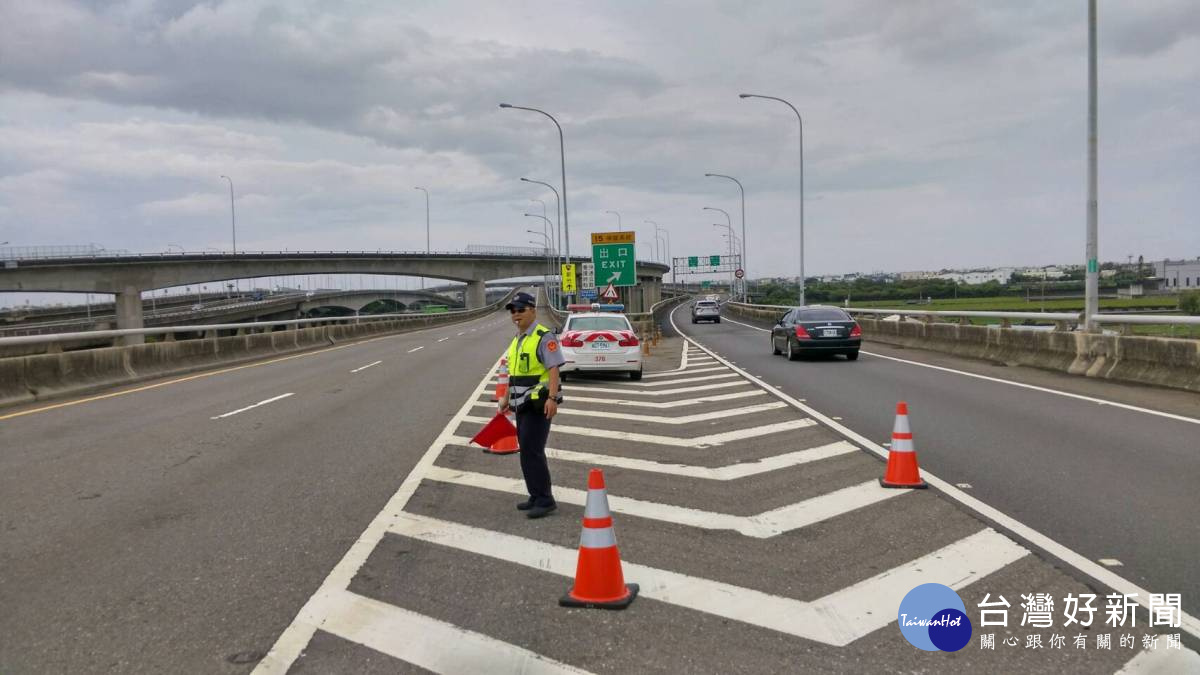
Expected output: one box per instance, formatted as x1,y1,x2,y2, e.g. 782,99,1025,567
770,306,862,361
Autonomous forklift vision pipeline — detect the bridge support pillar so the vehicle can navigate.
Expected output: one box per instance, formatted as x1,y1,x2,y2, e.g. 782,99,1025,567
466,280,487,309
114,289,145,346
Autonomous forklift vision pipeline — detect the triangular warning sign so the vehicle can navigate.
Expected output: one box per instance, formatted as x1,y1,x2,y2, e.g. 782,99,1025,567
600,283,619,301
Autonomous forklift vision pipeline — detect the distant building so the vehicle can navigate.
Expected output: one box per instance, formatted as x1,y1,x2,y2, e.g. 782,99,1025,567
1020,266,1067,279
936,269,1013,285
899,270,937,281
1154,258,1200,290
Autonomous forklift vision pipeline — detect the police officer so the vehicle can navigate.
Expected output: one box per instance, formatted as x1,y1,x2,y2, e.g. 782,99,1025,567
498,291,564,519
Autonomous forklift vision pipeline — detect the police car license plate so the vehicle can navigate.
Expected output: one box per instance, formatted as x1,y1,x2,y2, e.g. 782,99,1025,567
822,328,839,337
591,339,611,350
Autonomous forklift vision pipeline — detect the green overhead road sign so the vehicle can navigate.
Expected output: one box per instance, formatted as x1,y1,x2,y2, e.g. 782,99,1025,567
688,256,699,267
591,231,637,287
710,255,721,266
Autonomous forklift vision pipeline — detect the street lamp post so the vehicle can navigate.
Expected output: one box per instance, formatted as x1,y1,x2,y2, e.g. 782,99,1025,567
605,210,622,232
414,186,429,289
705,173,747,300
714,223,737,296
1084,0,1099,332
525,214,556,306
500,103,572,303
530,198,554,306
704,206,735,297
527,229,552,291
740,93,804,306
219,176,236,253
220,175,237,294
521,178,562,307
646,221,672,290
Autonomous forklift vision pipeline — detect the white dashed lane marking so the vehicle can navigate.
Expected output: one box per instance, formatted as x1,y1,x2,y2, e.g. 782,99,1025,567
350,360,382,373
407,346,425,353
210,393,294,420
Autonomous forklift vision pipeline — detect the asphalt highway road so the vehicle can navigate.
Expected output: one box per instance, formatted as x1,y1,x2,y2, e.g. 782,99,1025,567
670,302,1200,622
0,310,514,673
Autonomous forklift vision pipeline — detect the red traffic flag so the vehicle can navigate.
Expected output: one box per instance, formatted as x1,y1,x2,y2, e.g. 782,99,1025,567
470,411,518,451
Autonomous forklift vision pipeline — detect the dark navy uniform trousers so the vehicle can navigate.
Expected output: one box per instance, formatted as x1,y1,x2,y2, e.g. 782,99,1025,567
515,407,555,507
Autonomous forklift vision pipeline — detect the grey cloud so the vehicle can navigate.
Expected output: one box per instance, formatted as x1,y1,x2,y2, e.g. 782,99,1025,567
1105,0,1200,57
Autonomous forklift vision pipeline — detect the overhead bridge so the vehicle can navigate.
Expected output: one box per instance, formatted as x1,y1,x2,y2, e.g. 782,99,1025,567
0,251,669,343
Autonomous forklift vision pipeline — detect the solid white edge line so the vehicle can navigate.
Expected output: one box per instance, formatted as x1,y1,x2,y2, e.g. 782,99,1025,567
252,354,504,674
210,393,294,419
407,346,425,353
719,315,1200,426
314,589,593,675
671,304,1200,640
350,360,383,373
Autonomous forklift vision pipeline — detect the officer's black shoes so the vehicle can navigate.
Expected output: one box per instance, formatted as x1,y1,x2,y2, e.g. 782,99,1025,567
526,503,557,519
516,499,534,511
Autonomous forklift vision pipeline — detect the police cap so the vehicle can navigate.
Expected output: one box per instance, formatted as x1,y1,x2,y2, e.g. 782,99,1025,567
505,291,537,310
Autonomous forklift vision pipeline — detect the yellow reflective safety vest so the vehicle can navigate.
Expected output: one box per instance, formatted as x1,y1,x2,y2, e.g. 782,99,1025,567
506,324,551,406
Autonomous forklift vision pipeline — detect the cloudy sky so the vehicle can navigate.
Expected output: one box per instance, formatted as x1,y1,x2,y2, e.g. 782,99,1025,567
1,0,1197,284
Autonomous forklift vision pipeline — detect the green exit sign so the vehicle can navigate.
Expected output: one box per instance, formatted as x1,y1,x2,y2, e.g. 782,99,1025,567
688,256,699,267
710,255,721,266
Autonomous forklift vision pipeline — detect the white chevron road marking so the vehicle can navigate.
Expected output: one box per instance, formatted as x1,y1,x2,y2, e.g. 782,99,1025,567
461,415,814,447
425,466,901,538
388,513,1028,647
469,400,787,424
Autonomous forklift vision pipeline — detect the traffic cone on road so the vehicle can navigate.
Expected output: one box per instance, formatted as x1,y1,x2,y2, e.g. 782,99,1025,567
490,358,509,402
470,411,520,455
560,469,638,609
880,401,928,489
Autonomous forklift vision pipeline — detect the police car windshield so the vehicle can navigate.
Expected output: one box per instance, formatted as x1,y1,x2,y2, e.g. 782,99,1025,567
567,317,629,331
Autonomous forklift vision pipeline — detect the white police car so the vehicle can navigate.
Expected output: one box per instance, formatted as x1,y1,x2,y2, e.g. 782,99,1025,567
558,304,643,380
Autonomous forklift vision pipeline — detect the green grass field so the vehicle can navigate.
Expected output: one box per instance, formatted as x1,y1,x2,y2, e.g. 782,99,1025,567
832,295,1197,339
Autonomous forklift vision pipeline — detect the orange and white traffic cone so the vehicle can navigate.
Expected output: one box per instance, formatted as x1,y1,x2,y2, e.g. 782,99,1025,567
560,469,638,609
490,358,509,402
880,401,928,489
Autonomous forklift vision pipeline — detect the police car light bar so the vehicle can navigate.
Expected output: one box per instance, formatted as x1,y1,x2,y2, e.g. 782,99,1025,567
566,303,625,312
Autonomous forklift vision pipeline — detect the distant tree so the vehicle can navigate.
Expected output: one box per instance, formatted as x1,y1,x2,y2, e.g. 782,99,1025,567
1180,291,1200,316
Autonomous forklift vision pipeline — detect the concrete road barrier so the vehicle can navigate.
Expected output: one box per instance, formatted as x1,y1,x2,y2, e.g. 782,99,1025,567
0,292,519,409
723,302,1200,394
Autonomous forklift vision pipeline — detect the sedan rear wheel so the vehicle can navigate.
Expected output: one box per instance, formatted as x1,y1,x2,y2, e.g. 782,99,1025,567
786,339,800,361
629,368,643,381
846,350,860,361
